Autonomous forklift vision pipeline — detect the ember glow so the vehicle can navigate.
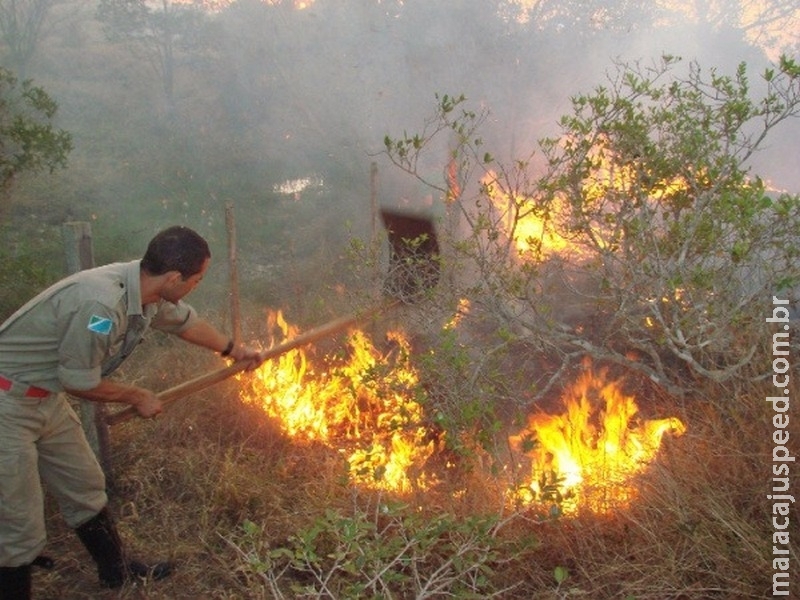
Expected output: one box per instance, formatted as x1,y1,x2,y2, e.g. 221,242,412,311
510,366,686,515
238,311,437,493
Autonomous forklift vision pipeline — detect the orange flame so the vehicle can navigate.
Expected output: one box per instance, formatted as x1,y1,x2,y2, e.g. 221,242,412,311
238,311,437,493
482,138,692,260
580,138,689,205
238,312,685,512
481,171,574,259
510,366,686,515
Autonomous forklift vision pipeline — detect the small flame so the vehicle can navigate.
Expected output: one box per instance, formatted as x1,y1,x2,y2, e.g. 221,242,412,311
239,312,437,493
510,366,686,514
444,298,471,330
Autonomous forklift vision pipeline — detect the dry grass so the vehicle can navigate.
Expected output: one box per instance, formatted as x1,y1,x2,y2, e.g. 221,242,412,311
513,395,789,599
31,332,799,599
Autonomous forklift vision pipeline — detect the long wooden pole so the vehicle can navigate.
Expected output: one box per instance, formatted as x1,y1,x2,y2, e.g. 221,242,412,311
106,299,399,426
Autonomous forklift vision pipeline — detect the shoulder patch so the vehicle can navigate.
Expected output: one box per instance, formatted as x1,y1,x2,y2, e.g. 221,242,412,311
88,315,113,335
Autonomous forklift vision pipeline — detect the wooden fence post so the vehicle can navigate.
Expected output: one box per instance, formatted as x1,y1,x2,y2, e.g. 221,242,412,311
225,202,241,344
370,161,378,250
61,222,113,481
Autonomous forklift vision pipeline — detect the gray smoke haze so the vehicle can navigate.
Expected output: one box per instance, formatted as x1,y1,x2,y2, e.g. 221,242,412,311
209,1,799,192
6,0,799,308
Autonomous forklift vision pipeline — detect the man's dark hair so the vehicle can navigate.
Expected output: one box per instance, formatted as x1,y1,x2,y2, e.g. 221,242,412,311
141,226,211,278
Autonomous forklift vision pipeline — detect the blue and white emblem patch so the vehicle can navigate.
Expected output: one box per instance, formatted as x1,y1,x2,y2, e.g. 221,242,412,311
88,315,113,335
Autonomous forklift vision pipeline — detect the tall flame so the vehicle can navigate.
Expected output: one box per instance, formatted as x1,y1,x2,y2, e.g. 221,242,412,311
510,366,686,515
238,311,437,493
238,311,685,511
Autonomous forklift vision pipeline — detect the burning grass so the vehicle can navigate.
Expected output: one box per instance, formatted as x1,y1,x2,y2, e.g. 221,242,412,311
32,309,797,599
236,311,439,495
509,364,687,516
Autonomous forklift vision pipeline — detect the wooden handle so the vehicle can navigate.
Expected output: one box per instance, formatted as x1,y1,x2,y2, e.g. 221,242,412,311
106,300,399,426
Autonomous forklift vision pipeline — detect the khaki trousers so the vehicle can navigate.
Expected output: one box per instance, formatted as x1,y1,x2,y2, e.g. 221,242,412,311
0,391,107,567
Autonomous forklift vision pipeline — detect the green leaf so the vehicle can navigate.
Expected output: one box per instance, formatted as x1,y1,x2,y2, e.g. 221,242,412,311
554,565,568,584
242,519,260,536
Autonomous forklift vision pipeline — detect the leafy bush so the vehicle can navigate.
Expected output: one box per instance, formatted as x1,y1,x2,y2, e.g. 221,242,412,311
384,56,800,397
223,501,534,599
0,67,72,193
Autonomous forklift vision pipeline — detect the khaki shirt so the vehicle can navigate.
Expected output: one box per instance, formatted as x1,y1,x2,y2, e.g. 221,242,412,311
0,260,197,392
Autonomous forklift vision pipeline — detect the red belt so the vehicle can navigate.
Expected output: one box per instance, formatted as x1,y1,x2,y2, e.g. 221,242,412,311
0,375,51,398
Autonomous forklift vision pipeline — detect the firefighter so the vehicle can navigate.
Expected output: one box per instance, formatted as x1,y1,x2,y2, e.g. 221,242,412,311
0,225,263,599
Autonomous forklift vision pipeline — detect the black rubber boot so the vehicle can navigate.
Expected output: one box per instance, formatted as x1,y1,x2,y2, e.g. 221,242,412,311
74,508,173,589
0,564,32,600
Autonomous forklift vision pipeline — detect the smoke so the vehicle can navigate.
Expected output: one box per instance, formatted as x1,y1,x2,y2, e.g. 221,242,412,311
208,1,798,187
12,0,800,304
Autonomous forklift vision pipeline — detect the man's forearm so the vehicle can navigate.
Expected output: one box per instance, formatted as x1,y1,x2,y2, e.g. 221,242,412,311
178,319,231,354
179,319,263,368
66,379,163,418
65,379,151,406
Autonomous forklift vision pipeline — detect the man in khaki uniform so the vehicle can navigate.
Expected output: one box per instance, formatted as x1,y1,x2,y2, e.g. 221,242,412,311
0,226,263,599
